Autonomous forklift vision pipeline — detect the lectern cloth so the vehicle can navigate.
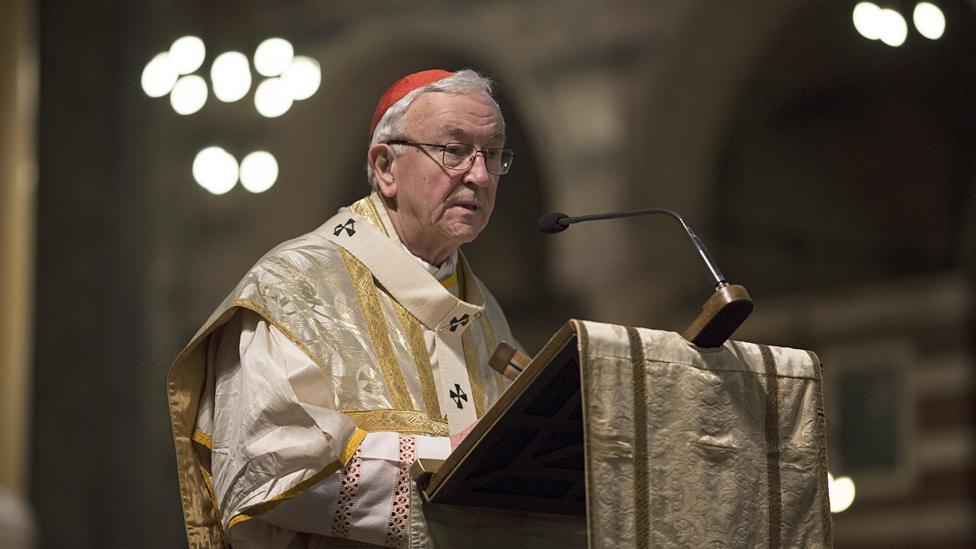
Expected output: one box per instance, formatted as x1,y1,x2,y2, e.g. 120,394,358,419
576,321,832,549
167,193,514,548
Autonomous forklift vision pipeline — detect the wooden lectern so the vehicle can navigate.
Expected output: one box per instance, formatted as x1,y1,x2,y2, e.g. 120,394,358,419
410,320,832,548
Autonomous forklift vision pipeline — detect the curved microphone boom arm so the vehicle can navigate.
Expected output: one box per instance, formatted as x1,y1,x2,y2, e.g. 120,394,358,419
538,208,754,348
539,208,727,289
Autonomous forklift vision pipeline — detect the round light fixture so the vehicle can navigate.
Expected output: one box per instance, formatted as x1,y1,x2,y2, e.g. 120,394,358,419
240,151,279,193
853,2,883,40
254,38,295,77
913,2,946,40
193,146,239,195
211,51,252,102
141,52,178,98
827,473,856,514
170,75,208,115
169,36,206,75
879,8,909,46
282,56,321,101
254,78,294,118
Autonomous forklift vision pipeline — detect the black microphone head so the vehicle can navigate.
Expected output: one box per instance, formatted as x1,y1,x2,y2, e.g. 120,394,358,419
538,212,570,234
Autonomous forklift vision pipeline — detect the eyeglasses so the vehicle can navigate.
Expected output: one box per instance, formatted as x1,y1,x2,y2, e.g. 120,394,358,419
384,140,515,175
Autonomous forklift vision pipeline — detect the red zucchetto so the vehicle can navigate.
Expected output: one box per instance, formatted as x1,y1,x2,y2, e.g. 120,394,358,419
369,69,454,139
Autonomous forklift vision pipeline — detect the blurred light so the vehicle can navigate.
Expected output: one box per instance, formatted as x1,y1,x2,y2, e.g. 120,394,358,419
211,51,252,102
240,151,279,193
879,8,908,46
827,473,856,514
141,52,178,98
282,56,321,100
914,2,946,39
169,36,206,75
254,38,294,77
853,2,883,40
254,78,294,118
193,147,238,195
170,75,208,115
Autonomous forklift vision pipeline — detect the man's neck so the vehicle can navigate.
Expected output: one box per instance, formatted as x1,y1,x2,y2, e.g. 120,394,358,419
382,198,457,265
399,235,455,266
402,244,458,281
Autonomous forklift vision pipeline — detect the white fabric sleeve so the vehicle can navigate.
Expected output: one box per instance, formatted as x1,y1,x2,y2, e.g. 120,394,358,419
221,309,450,547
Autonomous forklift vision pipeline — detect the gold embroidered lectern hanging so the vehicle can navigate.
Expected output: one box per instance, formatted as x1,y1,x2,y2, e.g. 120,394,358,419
417,320,832,549
580,321,831,548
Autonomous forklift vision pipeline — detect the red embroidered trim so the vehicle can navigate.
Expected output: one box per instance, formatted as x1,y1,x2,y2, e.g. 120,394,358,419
332,446,365,539
385,436,417,548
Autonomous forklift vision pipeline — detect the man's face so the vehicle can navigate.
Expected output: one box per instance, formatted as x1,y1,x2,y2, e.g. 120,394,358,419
383,91,505,263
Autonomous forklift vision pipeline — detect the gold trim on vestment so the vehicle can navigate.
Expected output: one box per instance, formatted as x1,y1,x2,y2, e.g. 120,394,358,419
392,300,442,422
349,198,386,236
341,428,368,466
197,462,223,539
364,197,390,237
192,429,213,450
227,428,367,530
457,265,487,418
461,329,487,419
440,271,458,290
169,315,234,549
344,409,449,436
477,311,506,397
348,198,370,219
338,248,414,411
477,313,497,351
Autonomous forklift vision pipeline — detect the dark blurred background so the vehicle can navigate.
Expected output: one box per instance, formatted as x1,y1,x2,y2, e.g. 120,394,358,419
1,0,973,547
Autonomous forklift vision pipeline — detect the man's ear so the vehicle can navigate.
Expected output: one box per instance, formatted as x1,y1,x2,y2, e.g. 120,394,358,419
368,143,397,199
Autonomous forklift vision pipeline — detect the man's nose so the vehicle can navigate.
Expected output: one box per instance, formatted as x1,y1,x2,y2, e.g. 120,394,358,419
464,151,492,186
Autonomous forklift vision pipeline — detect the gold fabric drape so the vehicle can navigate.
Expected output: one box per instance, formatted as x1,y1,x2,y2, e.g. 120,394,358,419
577,321,831,548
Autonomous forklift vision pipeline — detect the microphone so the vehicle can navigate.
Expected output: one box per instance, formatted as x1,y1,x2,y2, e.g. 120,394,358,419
538,211,570,234
537,207,753,347
538,208,727,289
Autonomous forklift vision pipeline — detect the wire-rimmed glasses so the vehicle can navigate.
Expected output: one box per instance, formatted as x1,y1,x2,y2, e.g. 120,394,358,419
384,140,515,175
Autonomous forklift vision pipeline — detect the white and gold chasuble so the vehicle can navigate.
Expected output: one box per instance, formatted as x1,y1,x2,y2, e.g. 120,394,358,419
167,193,515,548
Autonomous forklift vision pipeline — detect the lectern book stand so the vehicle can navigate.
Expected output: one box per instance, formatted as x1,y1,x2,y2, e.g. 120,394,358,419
416,322,585,515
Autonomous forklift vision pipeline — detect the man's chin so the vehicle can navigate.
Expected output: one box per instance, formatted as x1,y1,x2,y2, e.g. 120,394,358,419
445,224,484,245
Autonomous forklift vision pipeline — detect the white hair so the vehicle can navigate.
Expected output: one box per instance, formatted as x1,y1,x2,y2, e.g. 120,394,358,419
366,69,500,188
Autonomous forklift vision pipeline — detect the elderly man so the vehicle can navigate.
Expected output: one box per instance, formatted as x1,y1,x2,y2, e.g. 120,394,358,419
168,69,518,548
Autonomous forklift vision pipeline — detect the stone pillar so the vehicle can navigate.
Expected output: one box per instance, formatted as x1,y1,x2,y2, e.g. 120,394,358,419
0,0,37,546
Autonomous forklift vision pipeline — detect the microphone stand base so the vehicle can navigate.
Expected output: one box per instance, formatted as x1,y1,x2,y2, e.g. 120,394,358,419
682,284,754,348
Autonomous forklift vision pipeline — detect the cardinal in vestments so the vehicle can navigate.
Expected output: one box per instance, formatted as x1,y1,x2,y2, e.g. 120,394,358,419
168,69,519,548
